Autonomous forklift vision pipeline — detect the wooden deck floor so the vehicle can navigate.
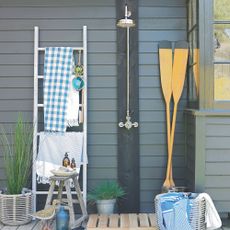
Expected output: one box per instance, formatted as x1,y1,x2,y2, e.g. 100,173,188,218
87,214,157,230
0,220,55,230
2,216,230,230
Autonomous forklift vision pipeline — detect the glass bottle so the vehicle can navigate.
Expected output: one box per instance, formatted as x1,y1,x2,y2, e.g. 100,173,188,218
62,152,70,167
70,158,76,169
56,205,69,230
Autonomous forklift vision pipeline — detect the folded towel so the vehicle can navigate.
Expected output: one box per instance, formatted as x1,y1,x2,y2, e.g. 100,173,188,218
156,192,192,230
66,75,80,127
43,47,73,132
197,193,222,230
36,132,84,184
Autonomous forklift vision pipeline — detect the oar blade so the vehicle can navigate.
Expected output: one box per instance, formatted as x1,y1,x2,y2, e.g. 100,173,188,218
159,41,173,191
172,41,189,103
159,41,173,102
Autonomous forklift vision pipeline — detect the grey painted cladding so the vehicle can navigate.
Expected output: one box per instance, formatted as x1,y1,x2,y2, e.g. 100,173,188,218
0,0,118,190
205,116,230,212
139,0,187,211
185,110,230,213
0,0,188,212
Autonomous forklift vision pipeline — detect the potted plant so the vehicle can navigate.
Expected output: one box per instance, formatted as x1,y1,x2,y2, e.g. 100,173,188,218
88,181,125,214
0,114,33,225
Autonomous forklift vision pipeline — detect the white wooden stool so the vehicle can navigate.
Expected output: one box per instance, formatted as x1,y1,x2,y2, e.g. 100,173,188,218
45,174,88,229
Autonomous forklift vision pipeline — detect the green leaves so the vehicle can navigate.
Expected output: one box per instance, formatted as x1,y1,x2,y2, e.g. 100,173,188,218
88,181,125,201
0,114,33,194
74,65,84,76
214,0,230,21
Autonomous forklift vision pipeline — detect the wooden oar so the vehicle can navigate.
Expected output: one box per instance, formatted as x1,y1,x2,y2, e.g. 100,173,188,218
159,41,175,191
167,41,189,188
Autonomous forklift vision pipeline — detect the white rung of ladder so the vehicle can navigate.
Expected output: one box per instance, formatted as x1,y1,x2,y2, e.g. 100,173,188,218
32,26,88,212
38,74,78,79
38,47,84,51
38,104,83,108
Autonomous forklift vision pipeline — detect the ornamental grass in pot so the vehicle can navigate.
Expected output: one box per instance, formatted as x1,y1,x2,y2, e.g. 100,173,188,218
88,181,125,214
0,114,33,225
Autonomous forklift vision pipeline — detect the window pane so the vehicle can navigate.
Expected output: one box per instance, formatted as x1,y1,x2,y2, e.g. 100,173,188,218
214,0,230,20
214,24,230,61
214,64,230,100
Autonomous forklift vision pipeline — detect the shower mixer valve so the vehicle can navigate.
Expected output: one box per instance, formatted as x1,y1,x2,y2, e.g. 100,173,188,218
119,114,138,130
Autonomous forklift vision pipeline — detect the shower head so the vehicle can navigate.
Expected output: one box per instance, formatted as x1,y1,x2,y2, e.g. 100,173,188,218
117,4,135,28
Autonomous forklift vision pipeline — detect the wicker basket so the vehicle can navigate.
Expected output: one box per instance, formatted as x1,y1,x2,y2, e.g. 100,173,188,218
0,192,33,225
155,193,206,230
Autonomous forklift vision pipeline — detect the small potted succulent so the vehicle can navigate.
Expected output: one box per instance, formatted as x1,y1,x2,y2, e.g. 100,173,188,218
88,181,125,214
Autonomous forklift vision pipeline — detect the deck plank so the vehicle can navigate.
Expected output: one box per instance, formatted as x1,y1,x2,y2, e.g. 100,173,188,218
17,221,38,230
51,220,56,229
129,214,138,228
1,226,18,230
98,215,108,228
0,223,4,229
120,214,129,228
88,214,99,228
138,214,149,227
31,220,55,230
108,214,119,228
148,214,157,227
33,221,44,230
0,219,56,230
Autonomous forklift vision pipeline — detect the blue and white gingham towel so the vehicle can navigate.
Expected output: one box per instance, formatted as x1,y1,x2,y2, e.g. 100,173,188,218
43,47,73,132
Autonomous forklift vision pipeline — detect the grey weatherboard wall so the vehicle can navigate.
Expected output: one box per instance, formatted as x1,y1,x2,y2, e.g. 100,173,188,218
139,0,187,211
0,0,188,212
0,0,118,205
185,110,230,213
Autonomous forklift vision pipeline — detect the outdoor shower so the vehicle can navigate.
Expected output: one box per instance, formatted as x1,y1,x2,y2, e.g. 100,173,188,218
117,4,138,130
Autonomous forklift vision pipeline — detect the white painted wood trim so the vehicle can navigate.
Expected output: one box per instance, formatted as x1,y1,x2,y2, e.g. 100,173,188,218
83,25,88,206
32,26,39,212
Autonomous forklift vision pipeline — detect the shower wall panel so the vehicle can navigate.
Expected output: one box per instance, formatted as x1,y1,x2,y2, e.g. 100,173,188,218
0,0,117,212
138,0,187,212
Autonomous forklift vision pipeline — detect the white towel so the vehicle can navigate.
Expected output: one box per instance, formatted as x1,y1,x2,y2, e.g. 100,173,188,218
36,132,84,184
197,193,222,230
66,75,80,127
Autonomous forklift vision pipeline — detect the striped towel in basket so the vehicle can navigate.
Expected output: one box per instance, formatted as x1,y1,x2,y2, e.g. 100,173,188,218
43,47,73,132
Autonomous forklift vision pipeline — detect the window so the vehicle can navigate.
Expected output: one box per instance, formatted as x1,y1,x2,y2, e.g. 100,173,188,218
197,0,230,109
213,0,230,101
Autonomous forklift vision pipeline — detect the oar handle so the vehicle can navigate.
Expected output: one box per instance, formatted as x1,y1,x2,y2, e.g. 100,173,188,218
165,102,178,183
166,103,171,153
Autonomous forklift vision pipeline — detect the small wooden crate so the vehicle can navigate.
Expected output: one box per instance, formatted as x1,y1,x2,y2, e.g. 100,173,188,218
87,213,158,230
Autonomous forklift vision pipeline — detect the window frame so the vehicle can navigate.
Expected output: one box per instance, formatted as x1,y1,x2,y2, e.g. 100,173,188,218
200,0,230,109
187,0,199,109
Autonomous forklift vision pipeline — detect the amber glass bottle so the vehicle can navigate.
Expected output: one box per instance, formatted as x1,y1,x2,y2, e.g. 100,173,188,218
70,158,76,169
62,152,70,167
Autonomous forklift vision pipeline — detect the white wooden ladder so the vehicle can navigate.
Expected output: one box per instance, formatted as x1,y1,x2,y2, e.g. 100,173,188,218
32,26,88,211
